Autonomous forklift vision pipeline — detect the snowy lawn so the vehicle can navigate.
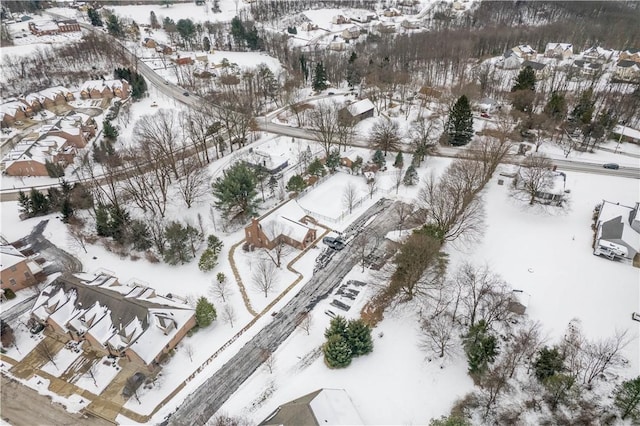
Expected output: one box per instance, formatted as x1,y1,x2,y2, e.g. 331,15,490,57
73,356,121,395
1,317,44,362
41,345,81,377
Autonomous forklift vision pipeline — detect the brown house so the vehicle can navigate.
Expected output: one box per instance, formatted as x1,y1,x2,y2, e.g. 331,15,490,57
80,79,130,100
0,101,29,127
30,272,196,370
49,127,88,149
173,56,194,66
0,245,41,292
339,99,375,123
245,200,317,250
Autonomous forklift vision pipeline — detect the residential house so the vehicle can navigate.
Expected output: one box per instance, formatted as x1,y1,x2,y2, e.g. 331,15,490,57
331,15,350,25
581,46,614,64
339,99,375,123
3,135,71,176
247,140,289,174
32,86,73,109
0,245,42,292
48,126,88,149
30,272,196,370
155,44,173,55
619,48,640,64
401,19,420,30
80,79,130,99
544,43,573,60
452,1,466,11
383,8,401,17
143,37,157,48
0,101,29,127
173,56,194,66
521,60,549,78
300,22,318,31
509,44,537,61
329,40,346,51
28,19,80,35
508,290,530,315
477,97,500,114
260,389,364,426
614,60,640,83
342,26,360,40
611,125,640,145
350,12,376,23
594,201,640,260
498,52,522,70
571,59,603,77
416,86,443,100
375,21,396,34
245,200,317,250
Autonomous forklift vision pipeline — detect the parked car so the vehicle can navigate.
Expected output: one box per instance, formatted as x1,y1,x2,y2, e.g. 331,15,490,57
30,322,45,334
122,372,146,397
183,91,190,97
603,163,619,170
322,236,346,250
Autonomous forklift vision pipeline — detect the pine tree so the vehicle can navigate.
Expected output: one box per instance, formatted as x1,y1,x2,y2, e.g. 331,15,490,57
464,320,499,377
570,88,595,125
372,150,385,168
512,66,536,91
103,120,119,141
346,52,361,87
323,334,352,368
212,162,259,219
393,152,404,168
307,158,325,177
207,234,223,254
95,204,110,237
164,221,193,265
445,95,474,146
429,415,471,426
286,175,306,192
60,198,73,223
267,175,277,195
346,319,373,356
87,8,103,27
534,346,565,382
106,14,123,37
403,165,418,185
230,16,245,48
30,188,49,216
544,91,567,121
203,36,211,52
130,219,152,250
324,316,348,339
326,149,341,172
198,248,218,271
614,376,640,421
312,62,328,91
17,190,32,217
195,297,217,327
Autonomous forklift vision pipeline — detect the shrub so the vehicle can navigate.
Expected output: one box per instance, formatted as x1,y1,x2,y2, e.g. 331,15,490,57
3,288,16,299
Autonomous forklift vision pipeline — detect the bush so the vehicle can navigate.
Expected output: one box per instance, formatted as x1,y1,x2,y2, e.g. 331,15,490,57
195,297,216,327
534,346,565,382
3,288,16,300
286,175,306,192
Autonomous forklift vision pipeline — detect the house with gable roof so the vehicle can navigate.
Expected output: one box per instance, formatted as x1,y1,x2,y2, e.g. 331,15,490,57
0,101,30,127
339,98,375,123
509,44,537,61
581,46,615,64
619,48,640,64
594,201,640,261
0,245,42,291
245,200,317,250
544,43,573,59
30,272,196,369
80,79,130,100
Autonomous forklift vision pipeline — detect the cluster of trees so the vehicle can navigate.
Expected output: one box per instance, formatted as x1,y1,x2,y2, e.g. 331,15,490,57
114,67,147,99
230,16,262,51
18,183,92,222
322,316,373,368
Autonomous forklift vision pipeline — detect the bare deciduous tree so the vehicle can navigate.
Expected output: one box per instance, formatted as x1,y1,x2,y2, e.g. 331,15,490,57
394,167,404,194
511,154,555,205
296,312,312,335
309,101,339,158
209,275,230,302
367,174,378,199
501,320,543,379
342,183,358,214
419,312,457,361
455,263,509,328
177,154,210,208
67,217,88,254
222,304,237,328
252,260,277,298
133,109,182,180
261,348,275,374
353,230,382,273
84,362,98,387
184,343,194,362
369,118,402,156
37,340,58,369
206,412,252,426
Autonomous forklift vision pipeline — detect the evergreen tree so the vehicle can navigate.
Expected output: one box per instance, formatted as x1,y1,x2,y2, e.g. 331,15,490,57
534,346,565,382
312,62,328,91
570,88,595,125
347,319,373,356
44,160,65,178
323,334,352,368
445,95,474,146
429,415,471,426
544,91,567,121
346,52,361,87
103,120,119,141
614,376,640,421
372,150,385,168
176,18,196,48
307,158,325,177
207,234,223,255
393,152,404,168
163,221,193,265
198,248,218,272
324,315,348,339
106,14,123,37
60,198,73,223
299,54,309,82
108,205,130,244
350,156,363,174
212,162,259,219
267,175,277,196
30,188,49,216
87,8,103,27
195,296,217,327
203,36,211,52
286,175,306,192
17,190,32,217
512,66,536,91
245,26,261,50
95,204,110,237
326,148,341,172
230,16,245,48
129,219,152,250
463,320,499,377
403,165,418,185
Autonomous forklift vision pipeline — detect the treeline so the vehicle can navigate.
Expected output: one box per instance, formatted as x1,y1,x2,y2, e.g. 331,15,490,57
249,0,378,22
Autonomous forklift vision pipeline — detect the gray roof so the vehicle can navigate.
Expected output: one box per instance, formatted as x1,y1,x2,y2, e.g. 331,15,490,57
521,60,546,70
617,60,638,68
261,389,322,426
601,216,624,240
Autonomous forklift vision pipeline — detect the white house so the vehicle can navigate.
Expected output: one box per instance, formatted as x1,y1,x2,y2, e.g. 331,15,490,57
342,26,360,40
544,43,573,59
594,201,640,260
498,52,522,70
581,46,615,64
510,44,537,61
614,60,640,82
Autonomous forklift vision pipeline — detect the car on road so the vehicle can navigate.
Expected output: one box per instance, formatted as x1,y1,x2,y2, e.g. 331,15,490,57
164,80,170,85
322,236,346,250
183,91,190,96
603,163,620,170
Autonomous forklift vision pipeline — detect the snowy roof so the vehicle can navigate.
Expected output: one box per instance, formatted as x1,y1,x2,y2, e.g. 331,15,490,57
597,201,640,253
261,389,364,426
30,273,195,365
0,101,27,117
260,199,315,243
346,99,375,117
0,245,26,271
582,46,614,58
612,125,640,141
80,79,125,92
545,43,573,52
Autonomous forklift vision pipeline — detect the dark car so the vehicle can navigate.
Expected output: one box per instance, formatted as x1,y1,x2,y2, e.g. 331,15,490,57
603,163,620,170
322,236,346,250
122,372,146,397
183,91,190,97
30,322,45,334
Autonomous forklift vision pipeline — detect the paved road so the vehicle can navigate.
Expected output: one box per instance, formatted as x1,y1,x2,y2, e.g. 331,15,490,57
166,199,398,425
0,374,114,426
0,295,37,323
